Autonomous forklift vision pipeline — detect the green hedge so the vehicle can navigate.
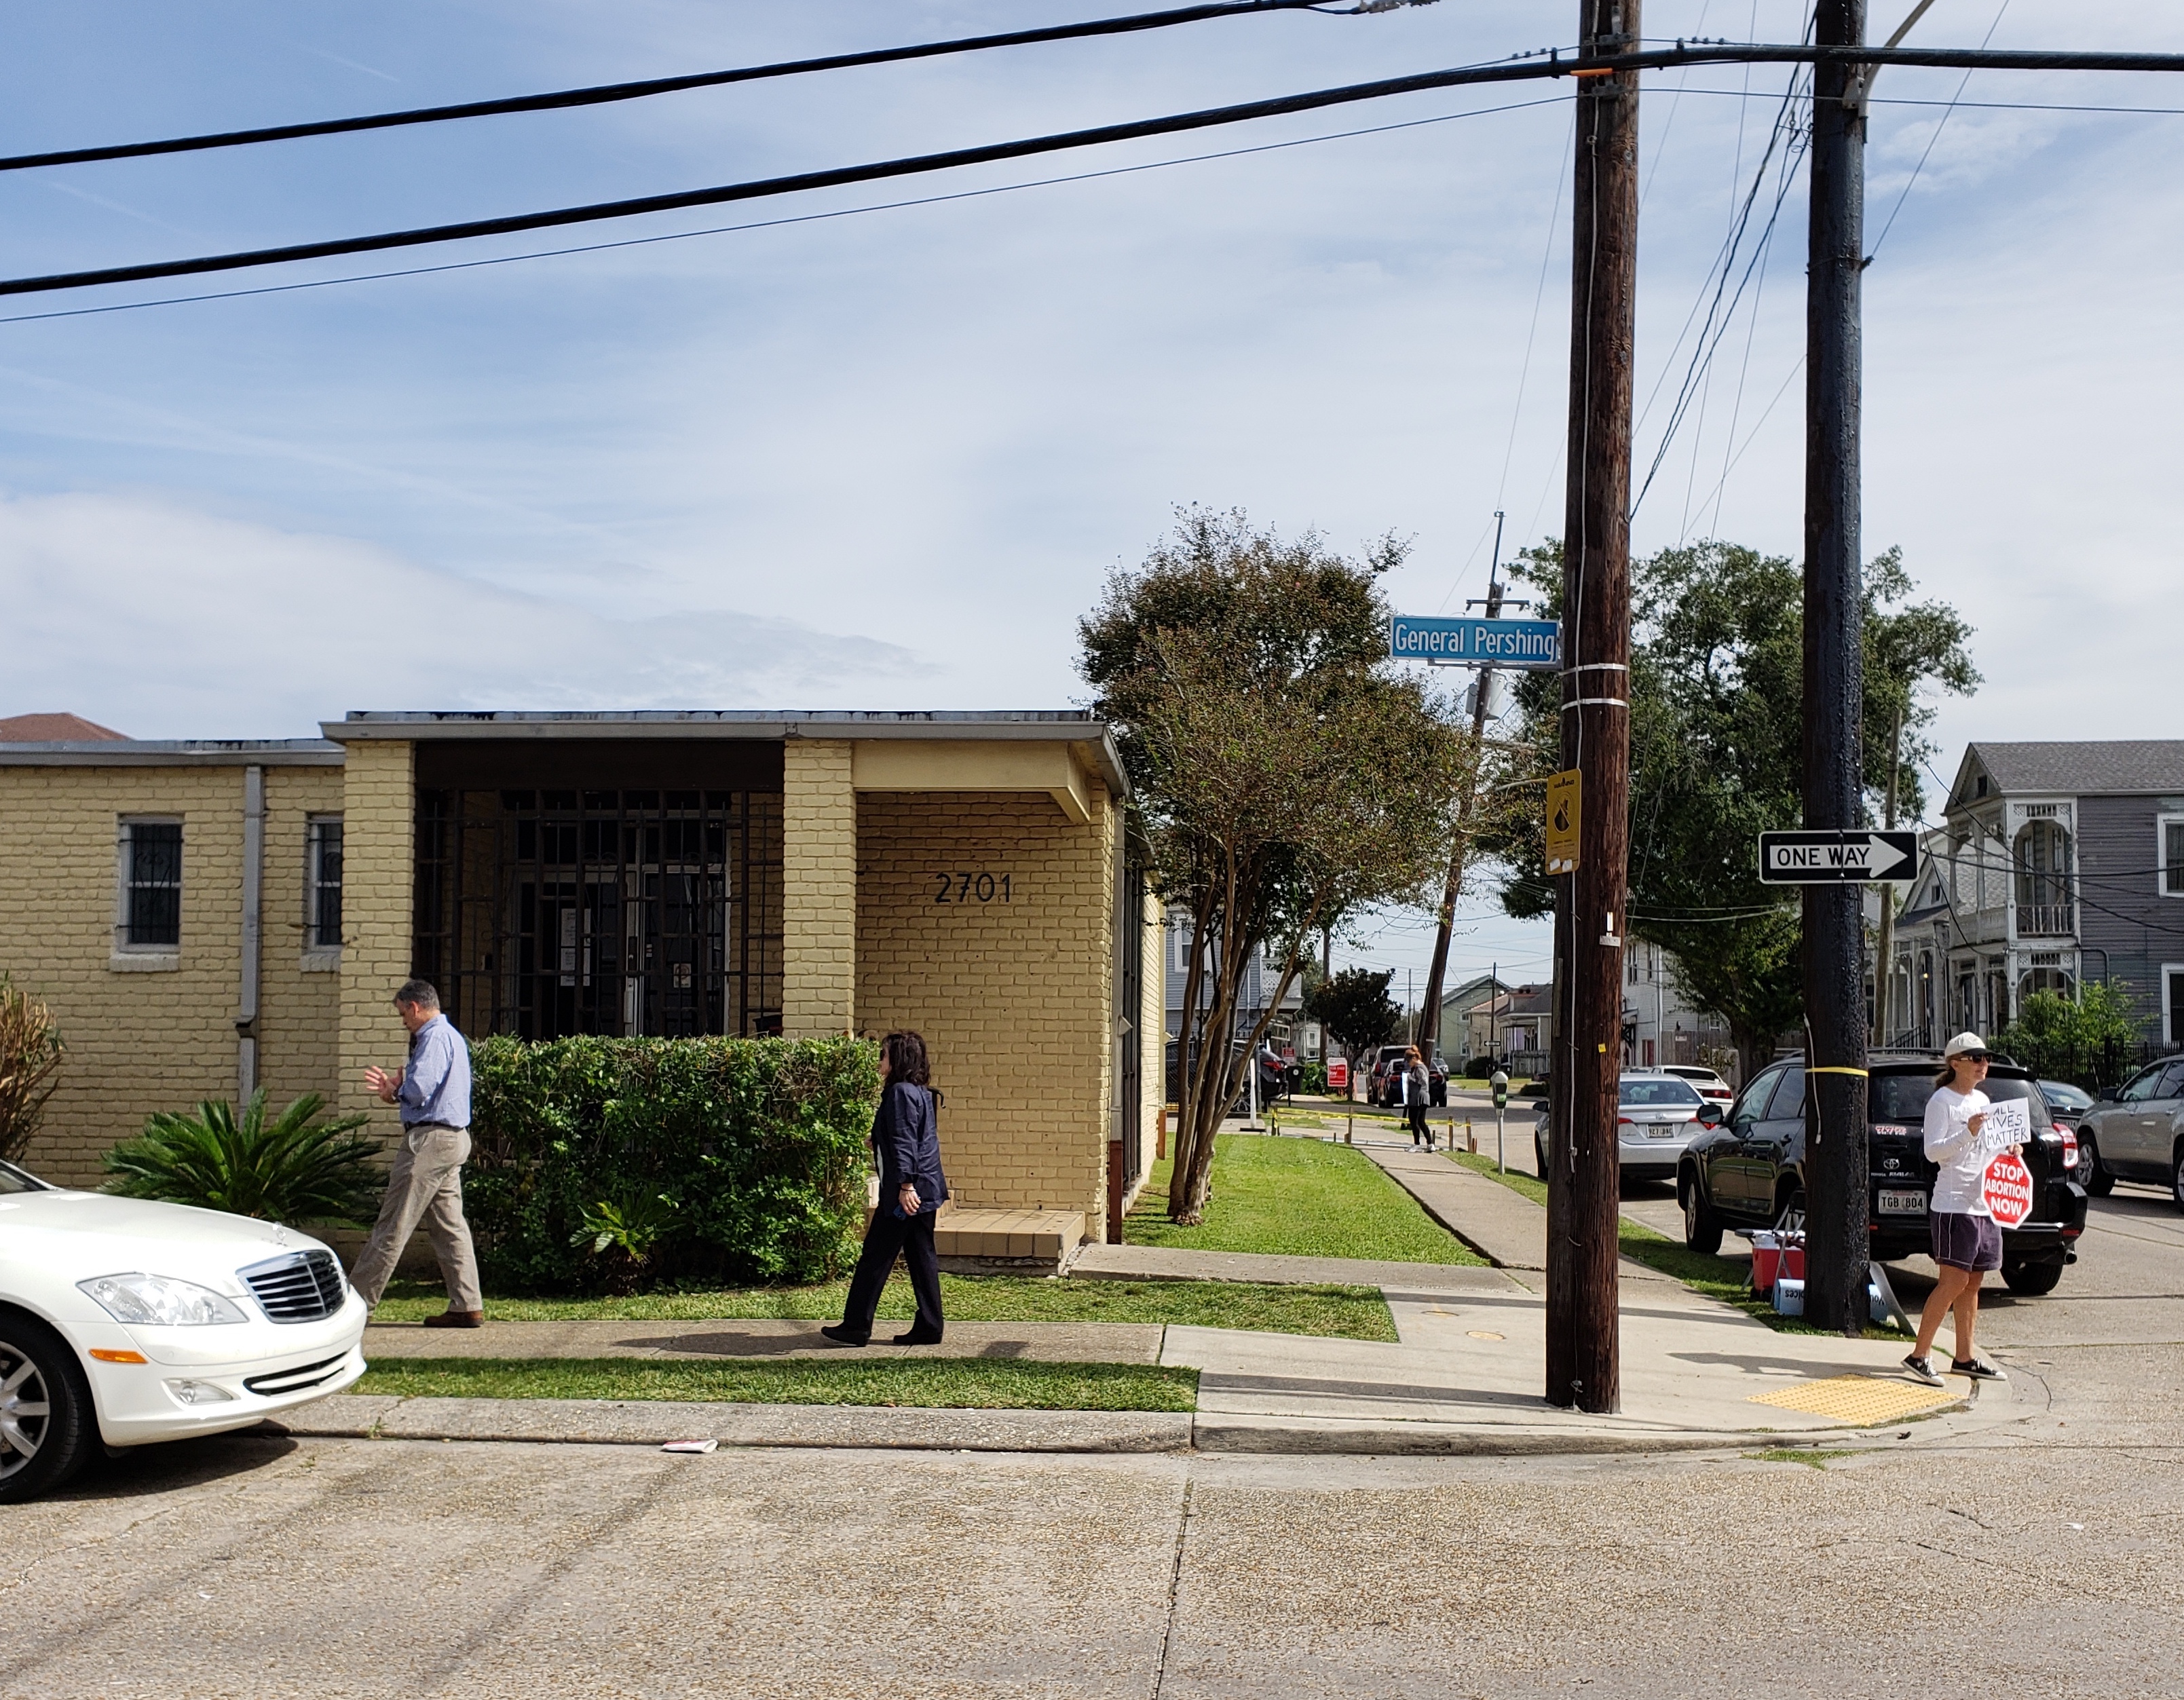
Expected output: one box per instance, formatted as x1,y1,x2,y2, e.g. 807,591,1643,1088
464,1035,878,1293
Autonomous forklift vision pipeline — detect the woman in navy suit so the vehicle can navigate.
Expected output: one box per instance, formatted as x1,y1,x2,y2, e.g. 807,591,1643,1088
823,1030,949,1347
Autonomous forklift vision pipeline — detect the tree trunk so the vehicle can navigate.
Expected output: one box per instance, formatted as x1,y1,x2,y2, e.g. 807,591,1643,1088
1733,1026,1775,1092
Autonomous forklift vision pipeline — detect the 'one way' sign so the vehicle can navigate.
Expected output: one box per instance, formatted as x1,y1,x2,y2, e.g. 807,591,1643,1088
1756,830,1917,885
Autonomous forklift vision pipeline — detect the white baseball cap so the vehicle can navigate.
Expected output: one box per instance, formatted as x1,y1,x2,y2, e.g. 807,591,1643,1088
1942,1032,1991,1059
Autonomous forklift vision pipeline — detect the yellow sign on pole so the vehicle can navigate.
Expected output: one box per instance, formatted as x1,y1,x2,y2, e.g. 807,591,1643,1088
1545,768,1581,874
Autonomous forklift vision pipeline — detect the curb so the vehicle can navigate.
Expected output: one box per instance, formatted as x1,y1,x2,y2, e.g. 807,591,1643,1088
265,1386,2009,1459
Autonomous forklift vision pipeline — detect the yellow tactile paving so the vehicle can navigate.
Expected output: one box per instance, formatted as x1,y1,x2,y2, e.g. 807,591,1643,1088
1747,1374,1961,1424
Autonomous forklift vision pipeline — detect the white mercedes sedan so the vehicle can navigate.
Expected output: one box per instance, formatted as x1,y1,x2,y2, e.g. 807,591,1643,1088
1,1156,367,1501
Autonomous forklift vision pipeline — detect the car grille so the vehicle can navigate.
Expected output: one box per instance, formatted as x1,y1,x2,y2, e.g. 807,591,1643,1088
242,1353,352,1397
240,1250,345,1323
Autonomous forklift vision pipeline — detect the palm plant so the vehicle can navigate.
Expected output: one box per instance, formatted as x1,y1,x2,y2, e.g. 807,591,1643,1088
0,974,64,1166
102,1091,381,1226
573,1190,681,1296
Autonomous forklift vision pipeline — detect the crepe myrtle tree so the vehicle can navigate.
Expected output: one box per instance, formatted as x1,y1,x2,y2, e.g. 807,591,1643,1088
1302,967,1402,1087
1081,508,1472,1224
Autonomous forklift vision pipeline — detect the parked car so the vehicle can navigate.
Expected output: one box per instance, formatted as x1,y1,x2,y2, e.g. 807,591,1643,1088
2038,1079,2101,1190
2077,1056,2184,1206
1660,1063,1733,1107
1530,1070,1722,1184
0,1156,368,1502
1675,1055,2087,1295
1368,1045,1449,1108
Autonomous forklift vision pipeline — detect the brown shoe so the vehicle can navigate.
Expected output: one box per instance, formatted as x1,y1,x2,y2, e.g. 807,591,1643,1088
421,1309,485,1329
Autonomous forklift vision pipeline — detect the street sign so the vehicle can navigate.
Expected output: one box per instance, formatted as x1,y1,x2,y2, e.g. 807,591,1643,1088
1545,770,1581,875
1389,614,1562,669
1756,829,1916,884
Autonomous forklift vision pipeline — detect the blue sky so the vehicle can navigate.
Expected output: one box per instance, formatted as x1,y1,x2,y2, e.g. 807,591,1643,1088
1,1,2177,991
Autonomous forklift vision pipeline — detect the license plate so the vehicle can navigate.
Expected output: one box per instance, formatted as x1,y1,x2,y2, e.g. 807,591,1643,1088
1645,1125,1679,1139
1878,1188,1927,1215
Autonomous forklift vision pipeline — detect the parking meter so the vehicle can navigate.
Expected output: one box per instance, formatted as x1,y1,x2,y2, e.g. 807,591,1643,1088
1490,1070,1509,1110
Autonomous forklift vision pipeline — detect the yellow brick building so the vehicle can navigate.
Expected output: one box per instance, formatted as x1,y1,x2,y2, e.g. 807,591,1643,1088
0,713,1160,1252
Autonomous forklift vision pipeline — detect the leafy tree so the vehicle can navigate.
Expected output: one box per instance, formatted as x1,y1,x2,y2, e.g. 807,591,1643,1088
1486,540,1978,1079
0,974,63,1166
102,1091,380,1226
1304,968,1401,1080
1082,508,1473,1222
1995,981,2145,1089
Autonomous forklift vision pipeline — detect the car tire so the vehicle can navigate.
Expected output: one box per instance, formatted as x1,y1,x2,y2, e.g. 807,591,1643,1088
1681,1175,1723,1255
1535,1134,1549,1179
2173,1143,2184,1217
0,1309,96,1505
2080,1132,2115,1196
2001,1260,2064,1297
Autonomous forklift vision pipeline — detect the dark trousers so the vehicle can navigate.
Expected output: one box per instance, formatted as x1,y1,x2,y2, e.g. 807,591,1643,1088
840,1207,944,1341
1407,1102,1431,1144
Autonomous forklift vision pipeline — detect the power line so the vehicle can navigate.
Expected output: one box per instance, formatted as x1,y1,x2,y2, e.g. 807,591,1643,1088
1868,0,2012,262
10,40,2184,301
0,94,1572,328
0,1,1349,175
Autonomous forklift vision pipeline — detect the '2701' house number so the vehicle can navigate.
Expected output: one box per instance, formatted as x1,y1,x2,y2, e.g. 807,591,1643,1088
933,872,1012,904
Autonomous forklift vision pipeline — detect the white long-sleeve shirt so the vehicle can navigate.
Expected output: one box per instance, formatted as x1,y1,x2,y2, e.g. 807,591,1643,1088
1923,1084,1993,1215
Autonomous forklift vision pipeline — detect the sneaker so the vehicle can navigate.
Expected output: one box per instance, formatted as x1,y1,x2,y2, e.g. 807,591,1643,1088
1951,1357,2004,1380
1901,1353,1944,1387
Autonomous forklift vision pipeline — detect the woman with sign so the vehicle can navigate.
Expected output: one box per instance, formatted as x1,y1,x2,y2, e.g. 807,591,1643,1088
1903,1034,2016,1386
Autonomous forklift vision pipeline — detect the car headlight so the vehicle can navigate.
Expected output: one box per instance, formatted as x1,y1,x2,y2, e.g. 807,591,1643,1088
78,1272,249,1326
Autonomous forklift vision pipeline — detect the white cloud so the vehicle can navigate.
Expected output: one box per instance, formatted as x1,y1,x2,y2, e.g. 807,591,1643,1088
0,490,926,739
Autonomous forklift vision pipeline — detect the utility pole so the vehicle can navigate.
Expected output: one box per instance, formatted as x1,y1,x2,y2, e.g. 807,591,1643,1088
1802,0,1871,1337
1416,512,1507,1055
1546,0,1638,1415
1872,703,1903,1046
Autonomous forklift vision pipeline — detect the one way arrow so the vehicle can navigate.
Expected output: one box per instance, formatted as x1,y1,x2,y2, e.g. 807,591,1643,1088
1756,829,1919,885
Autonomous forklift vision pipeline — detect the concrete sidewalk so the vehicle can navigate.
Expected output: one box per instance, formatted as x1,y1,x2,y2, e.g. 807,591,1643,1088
362,1317,1164,1364
1357,1141,1551,1270
1070,1241,1510,1291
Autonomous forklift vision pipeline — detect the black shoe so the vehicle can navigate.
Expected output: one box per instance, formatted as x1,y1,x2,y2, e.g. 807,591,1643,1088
891,1328,944,1346
818,1324,869,1347
1951,1357,2004,1380
1901,1353,1944,1387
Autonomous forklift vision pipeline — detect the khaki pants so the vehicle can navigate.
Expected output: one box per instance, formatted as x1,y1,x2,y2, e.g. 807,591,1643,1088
350,1122,482,1311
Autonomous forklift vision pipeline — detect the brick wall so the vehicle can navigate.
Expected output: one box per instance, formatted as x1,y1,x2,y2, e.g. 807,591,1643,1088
337,740,416,1139
783,739,856,1036
0,763,345,1187
856,782,1116,1231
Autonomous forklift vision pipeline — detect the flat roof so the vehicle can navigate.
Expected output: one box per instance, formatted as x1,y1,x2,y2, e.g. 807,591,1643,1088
0,739,344,768
326,710,1129,795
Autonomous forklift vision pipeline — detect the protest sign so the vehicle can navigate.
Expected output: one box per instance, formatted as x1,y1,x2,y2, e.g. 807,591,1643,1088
1982,1146,2036,1228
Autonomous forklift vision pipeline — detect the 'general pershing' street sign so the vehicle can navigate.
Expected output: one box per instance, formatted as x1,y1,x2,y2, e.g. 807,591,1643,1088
1757,830,1918,884
1389,615,1563,669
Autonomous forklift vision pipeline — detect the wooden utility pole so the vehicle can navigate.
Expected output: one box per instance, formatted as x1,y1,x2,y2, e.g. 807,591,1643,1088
1416,514,1507,1057
1801,0,1872,1337
1545,0,1638,1414
1872,704,1903,1046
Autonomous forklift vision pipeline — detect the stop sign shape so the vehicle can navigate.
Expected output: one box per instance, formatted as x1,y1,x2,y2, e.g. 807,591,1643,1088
1983,1147,2036,1229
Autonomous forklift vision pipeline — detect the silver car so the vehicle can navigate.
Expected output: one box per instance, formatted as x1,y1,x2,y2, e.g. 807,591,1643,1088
1532,1070,1719,1182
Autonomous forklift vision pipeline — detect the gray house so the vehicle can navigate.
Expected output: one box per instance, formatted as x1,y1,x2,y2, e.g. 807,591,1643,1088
1884,741,2184,1051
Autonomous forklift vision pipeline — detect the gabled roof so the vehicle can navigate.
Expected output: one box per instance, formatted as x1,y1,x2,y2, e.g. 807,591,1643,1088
0,712,126,741
1959,741,2184,800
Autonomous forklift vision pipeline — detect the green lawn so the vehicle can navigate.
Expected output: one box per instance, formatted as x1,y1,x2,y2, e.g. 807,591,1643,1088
374,1271,1397,1341
357,1356,1199,1412
1127,1135,1484,1265
1450,1151,1904,1338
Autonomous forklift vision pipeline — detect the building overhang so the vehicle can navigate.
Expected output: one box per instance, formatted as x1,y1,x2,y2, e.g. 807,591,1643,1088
0,739,343,767
324,710,1129,801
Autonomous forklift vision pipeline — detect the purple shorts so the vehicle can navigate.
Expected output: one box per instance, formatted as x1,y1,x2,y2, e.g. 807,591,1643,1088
1929,1210,2003,1272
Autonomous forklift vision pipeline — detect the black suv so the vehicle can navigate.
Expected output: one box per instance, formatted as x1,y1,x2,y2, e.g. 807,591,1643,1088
1676,1055,2088,1296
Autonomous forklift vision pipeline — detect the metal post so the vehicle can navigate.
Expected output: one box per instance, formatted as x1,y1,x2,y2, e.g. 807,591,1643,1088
1802,0,1872,1336
1547,0,1638,1415
1873,704,1903,1046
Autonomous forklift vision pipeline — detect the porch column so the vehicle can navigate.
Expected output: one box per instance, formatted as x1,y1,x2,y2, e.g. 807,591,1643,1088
337,738,416,1124
782,738,856,1037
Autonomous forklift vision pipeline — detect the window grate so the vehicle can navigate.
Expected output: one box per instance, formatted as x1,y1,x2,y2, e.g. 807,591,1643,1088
307,817,343,949
124,821,182,947
414,786,783,1040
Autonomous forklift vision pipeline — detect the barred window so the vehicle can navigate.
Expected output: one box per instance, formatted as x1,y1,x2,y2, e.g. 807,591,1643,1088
2165,819,2184,895
307,816,344,949
122,820,182,947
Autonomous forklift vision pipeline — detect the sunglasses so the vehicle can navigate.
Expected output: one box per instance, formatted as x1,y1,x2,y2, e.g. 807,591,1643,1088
1955,1051,1991,1063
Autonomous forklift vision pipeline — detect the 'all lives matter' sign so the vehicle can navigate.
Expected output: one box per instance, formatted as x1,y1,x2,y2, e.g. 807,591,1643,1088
1981,1099,2037,1230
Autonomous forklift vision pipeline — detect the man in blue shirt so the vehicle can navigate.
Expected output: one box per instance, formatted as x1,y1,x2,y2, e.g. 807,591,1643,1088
348,979,483,1327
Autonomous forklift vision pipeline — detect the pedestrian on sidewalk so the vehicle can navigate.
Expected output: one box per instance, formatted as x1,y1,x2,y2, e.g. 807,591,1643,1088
1904,1032,2014,1386
1401,1044,1434,1149
350,979,483,1329
824,1031,950,1348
